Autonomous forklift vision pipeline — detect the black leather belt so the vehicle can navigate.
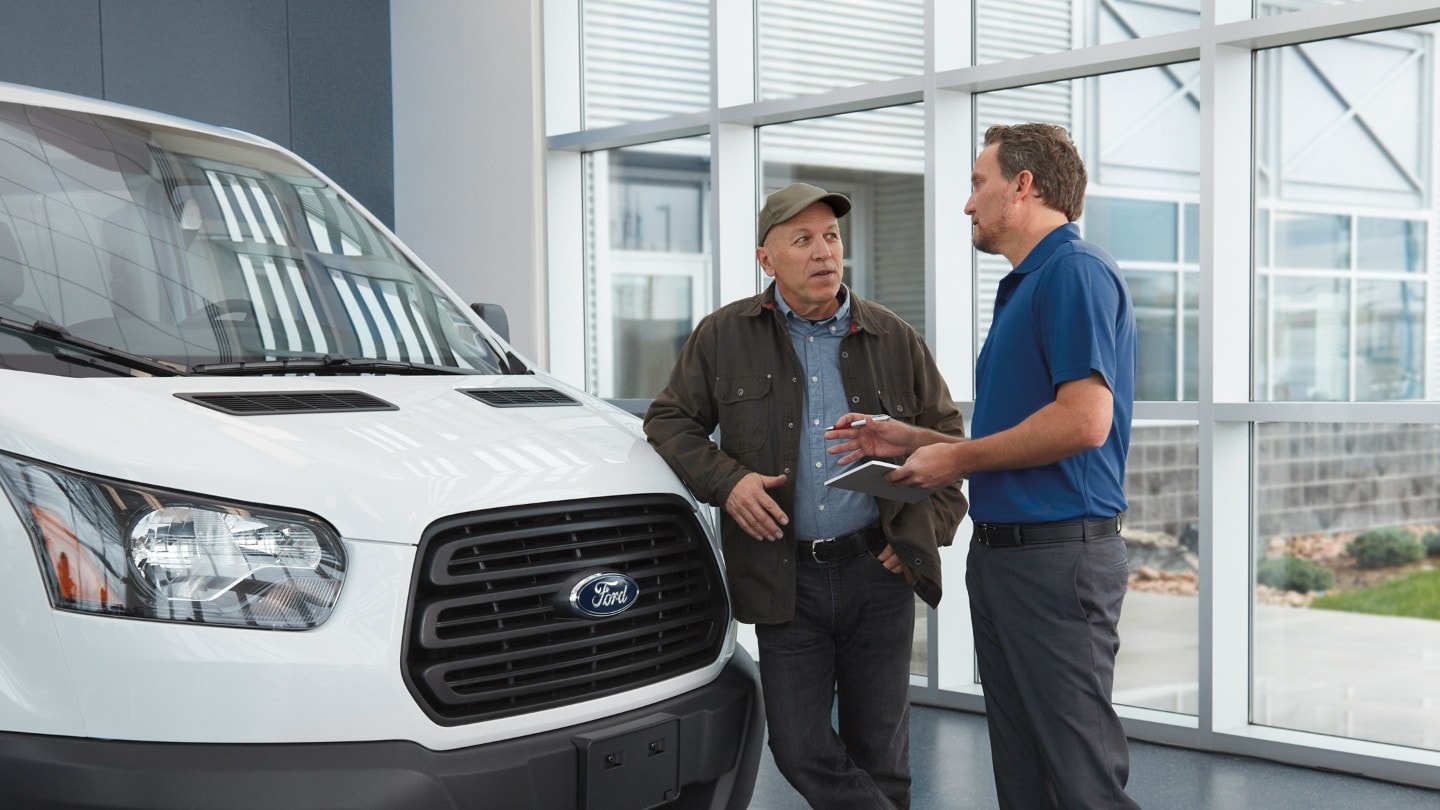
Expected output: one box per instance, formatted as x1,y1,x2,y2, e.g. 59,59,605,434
799,525,886,563
972,516,1121,547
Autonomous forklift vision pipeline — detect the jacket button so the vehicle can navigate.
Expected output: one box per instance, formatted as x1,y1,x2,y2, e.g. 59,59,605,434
851,396,860,403
914,557,923,566
737,388,744,395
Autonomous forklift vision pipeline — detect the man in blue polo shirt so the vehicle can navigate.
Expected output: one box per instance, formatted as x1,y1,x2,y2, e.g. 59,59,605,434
826,123,1139,808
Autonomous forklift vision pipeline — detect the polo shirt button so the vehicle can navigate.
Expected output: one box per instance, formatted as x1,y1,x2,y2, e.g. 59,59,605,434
737,388,744,395
851,396,860,403
787,422,795,429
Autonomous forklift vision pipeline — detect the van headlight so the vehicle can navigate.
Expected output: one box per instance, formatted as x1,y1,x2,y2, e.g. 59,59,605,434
0,454,344,629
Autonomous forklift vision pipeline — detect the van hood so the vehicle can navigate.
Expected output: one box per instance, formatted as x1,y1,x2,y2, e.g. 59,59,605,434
0,372,693,543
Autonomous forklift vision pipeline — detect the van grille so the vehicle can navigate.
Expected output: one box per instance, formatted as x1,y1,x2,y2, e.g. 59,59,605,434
403,495,728,725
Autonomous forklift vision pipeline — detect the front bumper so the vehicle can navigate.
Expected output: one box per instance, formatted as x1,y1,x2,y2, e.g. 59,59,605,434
0,650,763,810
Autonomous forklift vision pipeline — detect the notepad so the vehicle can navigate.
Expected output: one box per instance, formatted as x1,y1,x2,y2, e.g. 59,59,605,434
824,460,935,503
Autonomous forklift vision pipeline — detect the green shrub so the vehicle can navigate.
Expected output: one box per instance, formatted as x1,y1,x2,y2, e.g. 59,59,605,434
1346,527,1424,570
1256,555,1334,594
1423,531,1440,559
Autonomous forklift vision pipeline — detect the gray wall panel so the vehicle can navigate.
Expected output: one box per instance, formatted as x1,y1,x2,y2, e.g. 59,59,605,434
99,0,291,145
0,0,103,97
288,0,393,226
0,0,393,226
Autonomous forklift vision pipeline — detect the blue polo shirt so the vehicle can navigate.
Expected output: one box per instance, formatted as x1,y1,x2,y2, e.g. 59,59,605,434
970,223,1135,524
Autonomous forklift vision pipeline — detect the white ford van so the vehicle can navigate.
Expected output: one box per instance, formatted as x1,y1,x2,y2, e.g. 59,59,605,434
0,82,761,809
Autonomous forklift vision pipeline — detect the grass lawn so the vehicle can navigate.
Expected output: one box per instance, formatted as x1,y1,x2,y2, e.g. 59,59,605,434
1311,567,1440,620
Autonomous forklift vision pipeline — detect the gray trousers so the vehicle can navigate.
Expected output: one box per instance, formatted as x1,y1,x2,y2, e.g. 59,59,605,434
966,531,1142,809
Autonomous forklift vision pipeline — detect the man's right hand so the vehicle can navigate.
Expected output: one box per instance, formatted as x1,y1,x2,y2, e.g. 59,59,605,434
824,412,915,465
725,472,789,541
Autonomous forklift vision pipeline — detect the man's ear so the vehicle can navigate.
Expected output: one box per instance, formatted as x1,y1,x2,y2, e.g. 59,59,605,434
756,246,776,277
1013,169,1036,199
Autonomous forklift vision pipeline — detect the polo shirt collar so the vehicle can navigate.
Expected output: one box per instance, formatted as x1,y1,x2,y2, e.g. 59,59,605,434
1012,222,1081,275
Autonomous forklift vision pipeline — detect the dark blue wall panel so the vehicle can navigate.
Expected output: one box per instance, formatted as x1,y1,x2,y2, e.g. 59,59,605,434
0,0,103,98
101,0,292,146
0,0,393,226
288,0,393,227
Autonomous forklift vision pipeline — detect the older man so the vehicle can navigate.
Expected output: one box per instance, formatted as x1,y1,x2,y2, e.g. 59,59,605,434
644,183,968,809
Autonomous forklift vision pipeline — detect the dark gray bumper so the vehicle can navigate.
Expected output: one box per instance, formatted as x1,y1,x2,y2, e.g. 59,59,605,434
0,649,762,810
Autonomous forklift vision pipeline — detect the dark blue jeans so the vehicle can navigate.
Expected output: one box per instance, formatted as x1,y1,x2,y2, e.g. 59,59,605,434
755,546,916,810
966,531,1141,809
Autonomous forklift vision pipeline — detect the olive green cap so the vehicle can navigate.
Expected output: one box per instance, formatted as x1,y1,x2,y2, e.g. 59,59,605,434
757,183,851,246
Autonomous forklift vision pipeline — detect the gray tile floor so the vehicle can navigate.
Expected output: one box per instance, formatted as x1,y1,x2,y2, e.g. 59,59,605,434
747,704,1440,809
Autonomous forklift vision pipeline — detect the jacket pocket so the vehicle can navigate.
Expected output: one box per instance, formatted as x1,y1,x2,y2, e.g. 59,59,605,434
716,374,772,455
877,389,920,423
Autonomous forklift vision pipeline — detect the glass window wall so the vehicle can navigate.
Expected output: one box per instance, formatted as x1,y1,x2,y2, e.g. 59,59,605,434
759,105,926,334
975,0,1199,64
547,0,1440,787
1254,24,1437,403
978,63,1201,402
1117,421,1200,715
584,138,711,399
581,0,711,128
757,0,924,101
1254,422,1440,750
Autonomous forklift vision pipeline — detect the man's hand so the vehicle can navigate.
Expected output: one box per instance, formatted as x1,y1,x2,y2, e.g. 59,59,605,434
824,413,914,464
875,543,915,583
725,472,789,541
886,442,967,489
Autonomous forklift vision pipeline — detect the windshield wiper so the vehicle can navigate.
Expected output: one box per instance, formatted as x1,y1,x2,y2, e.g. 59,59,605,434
190,354,476,376
0,317,187,377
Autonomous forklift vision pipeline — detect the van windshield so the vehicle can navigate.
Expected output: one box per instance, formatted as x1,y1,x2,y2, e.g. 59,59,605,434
0,101,506,377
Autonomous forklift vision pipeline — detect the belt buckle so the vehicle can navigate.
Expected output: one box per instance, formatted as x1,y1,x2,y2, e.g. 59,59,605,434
979,524,1022,547
810,537,835,563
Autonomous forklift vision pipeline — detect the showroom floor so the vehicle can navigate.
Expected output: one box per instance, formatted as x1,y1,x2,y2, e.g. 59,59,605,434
747,703,1440,809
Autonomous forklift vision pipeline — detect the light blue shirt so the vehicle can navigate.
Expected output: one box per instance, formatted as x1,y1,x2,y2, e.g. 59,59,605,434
774,286,880,541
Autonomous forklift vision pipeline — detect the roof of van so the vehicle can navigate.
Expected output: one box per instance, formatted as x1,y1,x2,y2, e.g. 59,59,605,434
0,79,279,152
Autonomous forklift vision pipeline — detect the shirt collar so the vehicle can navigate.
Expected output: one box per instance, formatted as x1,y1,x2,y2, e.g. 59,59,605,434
1012,222,1081,275
774,284,851,328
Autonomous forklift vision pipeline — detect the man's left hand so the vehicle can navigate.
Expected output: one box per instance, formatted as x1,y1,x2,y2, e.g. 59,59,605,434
875,543,915,583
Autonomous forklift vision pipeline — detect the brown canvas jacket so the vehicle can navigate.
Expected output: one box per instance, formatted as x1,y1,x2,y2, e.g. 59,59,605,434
643,284,969,624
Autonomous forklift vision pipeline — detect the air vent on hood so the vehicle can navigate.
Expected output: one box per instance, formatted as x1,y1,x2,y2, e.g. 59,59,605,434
461,388,579,407
176,390,398,415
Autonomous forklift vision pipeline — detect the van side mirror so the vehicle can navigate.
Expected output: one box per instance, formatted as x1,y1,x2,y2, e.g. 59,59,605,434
470,303,510,343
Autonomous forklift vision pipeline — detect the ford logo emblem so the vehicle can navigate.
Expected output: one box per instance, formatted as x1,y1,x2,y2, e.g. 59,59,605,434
569,572,639,618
